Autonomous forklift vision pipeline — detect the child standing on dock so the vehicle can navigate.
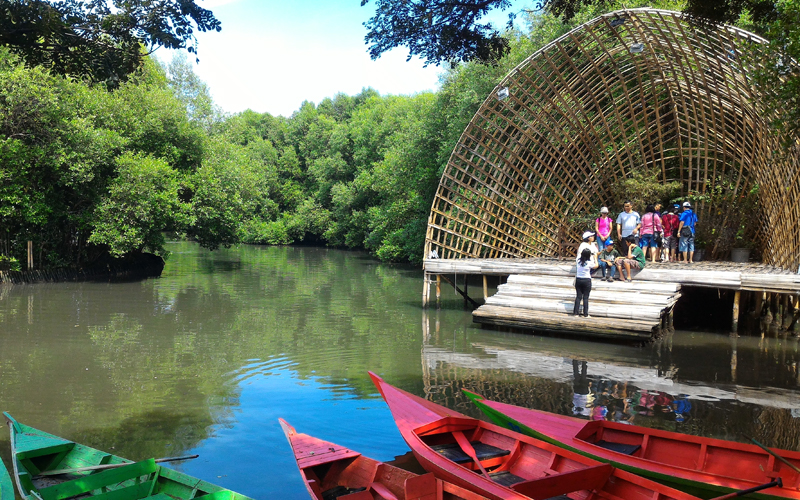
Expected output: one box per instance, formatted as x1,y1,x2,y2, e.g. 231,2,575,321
574,248,598,317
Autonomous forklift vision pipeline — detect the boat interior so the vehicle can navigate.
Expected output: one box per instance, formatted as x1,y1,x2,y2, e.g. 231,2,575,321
412,416,668,500
13,440,243,500
301,454,430,500
574,421,800,488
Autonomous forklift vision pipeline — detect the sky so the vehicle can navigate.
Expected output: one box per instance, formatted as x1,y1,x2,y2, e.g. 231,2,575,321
160,0,522,117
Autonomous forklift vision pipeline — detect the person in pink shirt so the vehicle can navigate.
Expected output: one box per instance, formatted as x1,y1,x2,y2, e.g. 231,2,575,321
595,207,613,249
639,204,663,263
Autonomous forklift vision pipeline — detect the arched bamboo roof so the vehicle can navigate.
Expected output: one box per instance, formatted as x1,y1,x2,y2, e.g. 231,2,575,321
425,9,800,269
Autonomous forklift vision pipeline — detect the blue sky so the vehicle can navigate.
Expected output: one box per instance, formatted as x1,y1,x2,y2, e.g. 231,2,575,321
162,0,524,117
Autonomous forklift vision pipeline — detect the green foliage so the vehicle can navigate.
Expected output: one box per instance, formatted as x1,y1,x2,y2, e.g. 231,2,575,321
362,0,514,66
0,0,221,85
89,153,188,256
609,166,682,215
749,0,800,143
0,254,21,271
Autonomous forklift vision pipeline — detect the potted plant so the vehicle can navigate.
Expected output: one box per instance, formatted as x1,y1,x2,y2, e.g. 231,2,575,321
731,224,754,262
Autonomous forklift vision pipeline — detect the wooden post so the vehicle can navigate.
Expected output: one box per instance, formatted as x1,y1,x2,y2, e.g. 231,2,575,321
754,291,764,317
732,291,741,332
27,240,33,270
463,275,469,305
436,274,441,308
483,275,488,302
422,272,430,308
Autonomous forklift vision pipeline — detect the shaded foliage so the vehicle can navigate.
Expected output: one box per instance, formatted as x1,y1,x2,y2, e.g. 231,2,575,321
0,0,220,85
362,0,514,65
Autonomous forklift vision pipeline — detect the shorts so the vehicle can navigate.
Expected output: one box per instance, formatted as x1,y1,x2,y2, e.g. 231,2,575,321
664,235,678,250
639,234,657,248
620,259,642,269
679,235,695,252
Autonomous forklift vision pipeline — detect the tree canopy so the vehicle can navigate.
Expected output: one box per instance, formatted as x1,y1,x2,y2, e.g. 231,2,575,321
362,0,515,65
0,0,220,85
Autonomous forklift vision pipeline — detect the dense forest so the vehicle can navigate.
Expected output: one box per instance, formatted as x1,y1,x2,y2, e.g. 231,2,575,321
0,0,791,271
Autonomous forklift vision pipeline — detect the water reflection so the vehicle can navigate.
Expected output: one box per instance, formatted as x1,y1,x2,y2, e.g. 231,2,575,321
420,310,800,450
1,243,799,500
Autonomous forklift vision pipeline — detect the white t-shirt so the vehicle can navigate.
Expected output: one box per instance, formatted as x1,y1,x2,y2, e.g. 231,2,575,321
577,241,598,257
575,258,594,278
616,211,641,237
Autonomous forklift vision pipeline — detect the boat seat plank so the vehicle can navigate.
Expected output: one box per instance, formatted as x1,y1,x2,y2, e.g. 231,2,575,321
37,459,157,500
321,485,367,499
488,471,525,488
198,490,234,500
16,437,74,460
144,494,174,500
430,442,510,464
595,440,641,455
511,463,614,499
85,482,154,500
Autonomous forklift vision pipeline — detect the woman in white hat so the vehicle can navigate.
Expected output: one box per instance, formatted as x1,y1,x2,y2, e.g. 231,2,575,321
577,231,599,263
595,207,613,249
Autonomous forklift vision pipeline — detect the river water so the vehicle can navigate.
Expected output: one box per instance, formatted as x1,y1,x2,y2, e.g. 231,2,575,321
0,241,798,498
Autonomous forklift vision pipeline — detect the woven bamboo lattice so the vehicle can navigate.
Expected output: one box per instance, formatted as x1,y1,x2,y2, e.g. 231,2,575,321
425,9,800,269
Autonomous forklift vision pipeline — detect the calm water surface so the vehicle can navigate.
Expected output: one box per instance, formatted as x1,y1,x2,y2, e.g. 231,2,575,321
1,242,798,498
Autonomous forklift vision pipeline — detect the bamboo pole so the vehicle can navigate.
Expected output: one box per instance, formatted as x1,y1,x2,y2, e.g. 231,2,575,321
483,275,489,302
732,290,741,332
423,272,430,308
436,274,441,308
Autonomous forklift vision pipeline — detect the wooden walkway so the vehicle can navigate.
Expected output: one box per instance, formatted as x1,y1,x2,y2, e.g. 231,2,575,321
423,258,800,340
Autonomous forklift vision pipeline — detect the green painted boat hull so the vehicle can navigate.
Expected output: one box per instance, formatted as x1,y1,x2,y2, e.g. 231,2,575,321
1,454,14,500
4,412,254,500
462,390,787,500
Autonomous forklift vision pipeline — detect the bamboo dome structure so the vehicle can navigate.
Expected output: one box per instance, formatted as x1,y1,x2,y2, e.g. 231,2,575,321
425,9,800,270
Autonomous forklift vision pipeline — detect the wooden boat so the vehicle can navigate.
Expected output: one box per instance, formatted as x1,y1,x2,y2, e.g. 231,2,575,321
369,372,718,500
280,418,490,500
462,390,800,500
4,412,254,500
1,453,13,500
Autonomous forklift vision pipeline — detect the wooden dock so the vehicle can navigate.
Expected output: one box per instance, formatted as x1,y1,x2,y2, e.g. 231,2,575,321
423,258,800,340
474,275,680,339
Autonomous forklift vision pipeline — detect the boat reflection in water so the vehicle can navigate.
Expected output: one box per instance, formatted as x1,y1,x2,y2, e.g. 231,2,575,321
419,311,800,451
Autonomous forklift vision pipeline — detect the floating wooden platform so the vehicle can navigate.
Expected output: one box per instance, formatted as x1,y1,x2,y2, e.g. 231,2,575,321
423,257,800,340
473,275,680,339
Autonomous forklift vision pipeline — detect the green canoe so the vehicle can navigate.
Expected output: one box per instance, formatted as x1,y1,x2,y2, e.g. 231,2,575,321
1,452,13,500
4,412,255,500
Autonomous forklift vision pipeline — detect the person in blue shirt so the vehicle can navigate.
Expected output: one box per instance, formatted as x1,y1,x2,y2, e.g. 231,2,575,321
677,201,698,263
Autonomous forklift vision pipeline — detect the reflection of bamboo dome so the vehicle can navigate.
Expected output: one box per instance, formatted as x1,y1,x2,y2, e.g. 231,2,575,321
425,9,800,268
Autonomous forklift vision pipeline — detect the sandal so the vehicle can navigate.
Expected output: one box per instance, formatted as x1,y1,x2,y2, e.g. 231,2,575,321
626,278,632,283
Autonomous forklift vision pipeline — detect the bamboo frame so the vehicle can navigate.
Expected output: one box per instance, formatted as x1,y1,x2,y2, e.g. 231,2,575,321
425,9,800,269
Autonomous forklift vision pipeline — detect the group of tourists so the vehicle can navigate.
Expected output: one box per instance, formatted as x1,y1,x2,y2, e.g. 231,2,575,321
572,201,699,317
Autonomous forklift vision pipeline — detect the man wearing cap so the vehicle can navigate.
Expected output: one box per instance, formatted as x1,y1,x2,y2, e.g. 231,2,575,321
661,205,681,262
595,207,613,249
616,201,641,244
677,201,698,263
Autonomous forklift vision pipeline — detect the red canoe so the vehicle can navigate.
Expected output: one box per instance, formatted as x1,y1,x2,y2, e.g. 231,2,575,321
463,390,800,500
280,418,490,500
369,372,723,500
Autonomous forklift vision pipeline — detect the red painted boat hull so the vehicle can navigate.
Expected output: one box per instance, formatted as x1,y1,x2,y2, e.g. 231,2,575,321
369,372,708,500
465,391,800,500
280,418,490,500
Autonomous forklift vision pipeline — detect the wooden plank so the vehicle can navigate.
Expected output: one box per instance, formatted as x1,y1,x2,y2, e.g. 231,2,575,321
473,305,657,333
485,297,666,320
